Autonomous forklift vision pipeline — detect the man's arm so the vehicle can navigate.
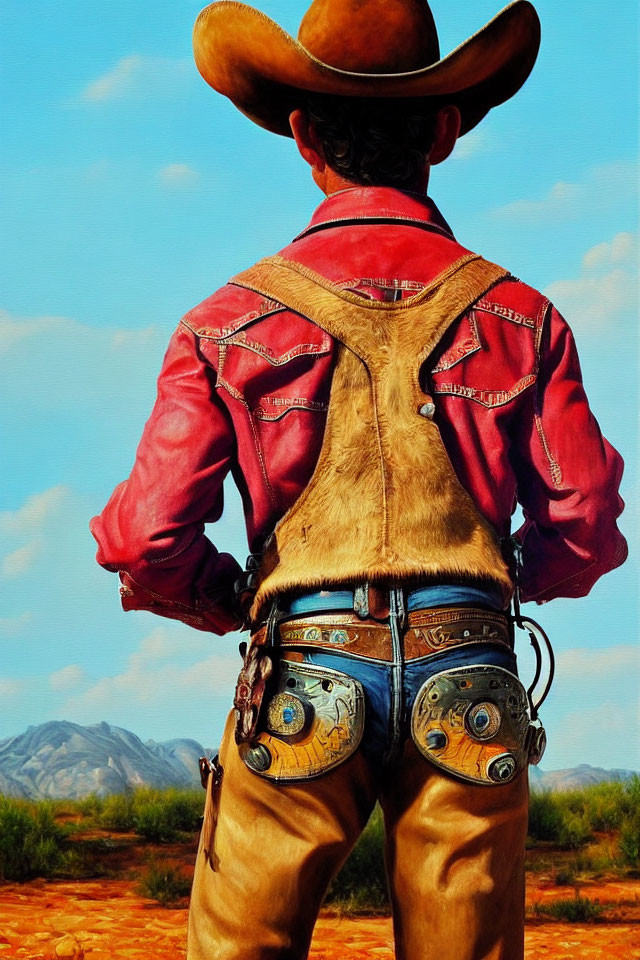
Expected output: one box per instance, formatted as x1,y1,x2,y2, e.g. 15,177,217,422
511,303,627,603
90,322,243,634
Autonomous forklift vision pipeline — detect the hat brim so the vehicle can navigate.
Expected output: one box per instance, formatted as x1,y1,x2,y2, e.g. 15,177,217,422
193,0,540,137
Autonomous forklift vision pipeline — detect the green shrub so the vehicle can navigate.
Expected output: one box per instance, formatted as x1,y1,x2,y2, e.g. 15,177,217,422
556,812,592,849
528,792,592,848
533,896,603,922
76,794,104,821
54,846,94,879
161,790,203,832
622,774,640,811
554,864,577,886
619,812,640,866
325,807,389,914
130,788,202,843
528,791,564,843
0,798,66,881
100,792,135,832
137,859,192,904
582,782,626,831
95,787,202,840
134,800,178,843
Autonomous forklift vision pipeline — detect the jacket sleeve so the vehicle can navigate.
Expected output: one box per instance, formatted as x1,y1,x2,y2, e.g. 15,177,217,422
512,303,628,603
89,321,244,634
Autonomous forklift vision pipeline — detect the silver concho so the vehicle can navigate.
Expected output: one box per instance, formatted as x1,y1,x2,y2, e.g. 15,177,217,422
411,664,533,785
266,691,309,738
466,701,502,740
239,660,365,782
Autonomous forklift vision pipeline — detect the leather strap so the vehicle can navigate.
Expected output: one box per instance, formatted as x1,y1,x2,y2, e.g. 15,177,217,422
278,606,512,662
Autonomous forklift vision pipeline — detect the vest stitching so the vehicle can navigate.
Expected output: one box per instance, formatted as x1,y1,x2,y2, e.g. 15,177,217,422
232,253,481,313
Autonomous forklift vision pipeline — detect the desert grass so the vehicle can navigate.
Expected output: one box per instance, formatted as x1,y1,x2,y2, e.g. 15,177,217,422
530,896,604,922
0,778,638,906
0,797,66,881
137,857,192,905
527,777,639,860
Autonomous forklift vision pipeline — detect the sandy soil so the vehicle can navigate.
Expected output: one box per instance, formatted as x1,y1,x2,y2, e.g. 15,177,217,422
0,877,638,960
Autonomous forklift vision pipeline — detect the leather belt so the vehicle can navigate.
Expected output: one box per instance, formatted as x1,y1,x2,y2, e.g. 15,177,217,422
277,606,512,662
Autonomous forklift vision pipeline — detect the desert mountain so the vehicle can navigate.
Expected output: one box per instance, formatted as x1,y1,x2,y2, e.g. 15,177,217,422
528,762,636,792
0,721,635,799
0,720,206,799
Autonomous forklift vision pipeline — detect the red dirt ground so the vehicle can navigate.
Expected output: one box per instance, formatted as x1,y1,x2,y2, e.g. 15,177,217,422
0,877,638,960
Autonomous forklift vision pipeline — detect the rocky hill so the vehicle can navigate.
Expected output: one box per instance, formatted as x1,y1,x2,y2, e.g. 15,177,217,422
0,720,635,798
0,721,206,799
528,762,637,792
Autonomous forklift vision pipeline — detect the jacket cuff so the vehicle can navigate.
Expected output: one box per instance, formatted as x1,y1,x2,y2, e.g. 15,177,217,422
118,563,244,635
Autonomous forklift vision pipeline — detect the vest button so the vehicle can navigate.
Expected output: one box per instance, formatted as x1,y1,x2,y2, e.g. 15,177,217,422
418,401,436,420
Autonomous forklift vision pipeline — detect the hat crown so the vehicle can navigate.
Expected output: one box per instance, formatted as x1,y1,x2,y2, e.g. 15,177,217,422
298,0,441,74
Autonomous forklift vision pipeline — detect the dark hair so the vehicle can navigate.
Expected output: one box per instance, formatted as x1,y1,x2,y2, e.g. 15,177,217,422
304,93,440,189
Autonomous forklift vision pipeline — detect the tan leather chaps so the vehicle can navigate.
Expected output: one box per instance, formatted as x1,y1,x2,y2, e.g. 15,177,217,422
187,707,529,960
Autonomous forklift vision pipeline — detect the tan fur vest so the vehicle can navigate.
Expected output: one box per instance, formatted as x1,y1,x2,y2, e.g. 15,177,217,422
232,253,514,622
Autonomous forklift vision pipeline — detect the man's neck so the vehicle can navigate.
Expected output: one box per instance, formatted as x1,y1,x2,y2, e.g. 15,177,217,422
315,167,430,197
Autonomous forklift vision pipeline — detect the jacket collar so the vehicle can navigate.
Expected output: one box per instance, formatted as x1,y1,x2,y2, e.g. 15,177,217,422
294,187,455,242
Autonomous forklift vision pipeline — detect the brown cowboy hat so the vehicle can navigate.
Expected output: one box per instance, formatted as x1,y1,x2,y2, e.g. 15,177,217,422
193,0,541,137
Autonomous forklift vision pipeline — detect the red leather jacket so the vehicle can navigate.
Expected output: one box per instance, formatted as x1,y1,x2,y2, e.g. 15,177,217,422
90,188,627,633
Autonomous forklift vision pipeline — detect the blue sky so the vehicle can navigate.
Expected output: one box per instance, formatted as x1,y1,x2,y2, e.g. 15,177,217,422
1,0,638,769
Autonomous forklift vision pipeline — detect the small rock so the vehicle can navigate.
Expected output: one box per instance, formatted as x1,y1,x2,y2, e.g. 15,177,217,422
54,937,84,959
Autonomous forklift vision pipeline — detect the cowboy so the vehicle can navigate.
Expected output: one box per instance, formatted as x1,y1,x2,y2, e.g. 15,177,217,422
90,1,627,958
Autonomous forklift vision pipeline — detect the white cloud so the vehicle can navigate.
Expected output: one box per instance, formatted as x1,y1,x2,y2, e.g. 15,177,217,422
0,613,32,636
49,665,85,691
0,485,69,535
134,626,205,662
82,54,143,102
65,627,240,713
582,232,637,271
79,55,191,104
493,161,638,221
0,486,70,580
0,678,23,698
451,129,488,162
0,308,165,414
0,311,76,357
158,164,200,188
111,327,157,350
544,231,638,330
556,644,639,679
1,542,41,578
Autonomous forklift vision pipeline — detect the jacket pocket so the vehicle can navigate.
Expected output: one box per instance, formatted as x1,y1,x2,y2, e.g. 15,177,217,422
251,395,328,421
429,309,538,409
213,322,333,418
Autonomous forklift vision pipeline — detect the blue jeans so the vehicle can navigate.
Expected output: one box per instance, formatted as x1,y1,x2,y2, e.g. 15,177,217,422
286,582,515,764
300,641,518,764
